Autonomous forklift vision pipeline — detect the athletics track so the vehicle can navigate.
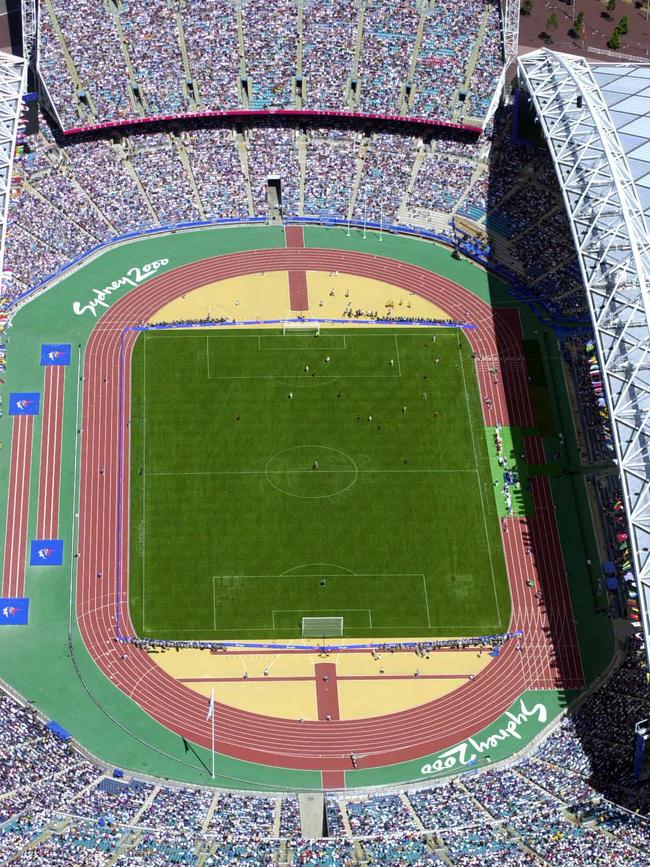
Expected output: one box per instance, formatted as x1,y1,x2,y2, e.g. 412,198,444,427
5,245,585,787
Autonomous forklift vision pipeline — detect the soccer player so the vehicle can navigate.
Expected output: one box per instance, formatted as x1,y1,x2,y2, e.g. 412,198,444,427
313,459,320,470
288,392,294,400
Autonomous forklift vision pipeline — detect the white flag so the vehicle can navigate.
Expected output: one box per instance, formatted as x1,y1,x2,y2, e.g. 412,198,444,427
206,690,214,721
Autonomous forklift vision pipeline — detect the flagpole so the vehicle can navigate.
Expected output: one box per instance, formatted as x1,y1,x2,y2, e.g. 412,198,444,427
211,687,215,779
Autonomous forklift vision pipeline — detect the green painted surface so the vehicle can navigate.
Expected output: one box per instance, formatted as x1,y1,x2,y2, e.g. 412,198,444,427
346,689,575,788
484,426,534,518
0,225,613,789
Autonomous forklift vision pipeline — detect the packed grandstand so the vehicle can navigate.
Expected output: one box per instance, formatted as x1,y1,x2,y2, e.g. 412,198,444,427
0,0,649,864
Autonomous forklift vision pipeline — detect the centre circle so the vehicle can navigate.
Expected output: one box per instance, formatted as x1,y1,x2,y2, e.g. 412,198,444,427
264,445,358,499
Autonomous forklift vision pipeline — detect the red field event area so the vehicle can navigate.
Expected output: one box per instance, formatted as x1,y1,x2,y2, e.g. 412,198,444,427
0,0,645,861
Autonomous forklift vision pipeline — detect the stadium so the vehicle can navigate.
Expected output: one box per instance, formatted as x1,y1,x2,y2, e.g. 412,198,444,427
0,0,649,862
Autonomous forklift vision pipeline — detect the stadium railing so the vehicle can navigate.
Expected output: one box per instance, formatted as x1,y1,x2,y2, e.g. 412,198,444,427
61,108,483,138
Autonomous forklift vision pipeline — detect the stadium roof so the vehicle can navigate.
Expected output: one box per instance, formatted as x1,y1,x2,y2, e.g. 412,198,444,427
0,51,25,283
591,64,650,228
518,49,650,659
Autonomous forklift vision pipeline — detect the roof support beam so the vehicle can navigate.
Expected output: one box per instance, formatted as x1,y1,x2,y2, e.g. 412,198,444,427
518,49,650,659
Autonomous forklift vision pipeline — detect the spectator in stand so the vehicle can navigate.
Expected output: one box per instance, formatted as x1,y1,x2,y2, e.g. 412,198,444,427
302,0,358,112
183,0,240,111
242,0,298,110
357,0,419,115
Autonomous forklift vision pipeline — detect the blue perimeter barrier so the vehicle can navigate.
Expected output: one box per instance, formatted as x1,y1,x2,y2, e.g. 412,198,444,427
131,317,477,331
115,629,524,653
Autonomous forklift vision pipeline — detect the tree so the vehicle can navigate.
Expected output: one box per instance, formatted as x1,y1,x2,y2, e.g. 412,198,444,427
522,0,533,14
572,10,586,39
607,0,616,11
617,15,629,33
608,28,621,49
547,12,558,30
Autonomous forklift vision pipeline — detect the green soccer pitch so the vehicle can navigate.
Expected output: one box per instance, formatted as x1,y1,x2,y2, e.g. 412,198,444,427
128,327,511,640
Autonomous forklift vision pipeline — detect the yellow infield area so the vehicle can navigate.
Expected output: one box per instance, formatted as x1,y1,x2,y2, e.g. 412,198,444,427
154,643,493,721
147,269,490,721
149,270,449,325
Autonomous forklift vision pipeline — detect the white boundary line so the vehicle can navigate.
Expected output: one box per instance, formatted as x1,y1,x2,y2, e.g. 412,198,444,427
212,572,427,579
421,575,432,628
142,336,147,632
213,574,429,632
206,373,399,380
256,334,348,351
458,340,501,627
147,468,475,477
394,334,402,377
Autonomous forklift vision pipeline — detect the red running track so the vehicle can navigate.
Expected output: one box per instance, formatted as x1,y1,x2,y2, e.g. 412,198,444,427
2,416,34,598
284,225,309,310
75,248,583,773
36,365,65,539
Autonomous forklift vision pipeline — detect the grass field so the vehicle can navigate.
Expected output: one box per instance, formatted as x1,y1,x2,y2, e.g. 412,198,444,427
128,327,511,640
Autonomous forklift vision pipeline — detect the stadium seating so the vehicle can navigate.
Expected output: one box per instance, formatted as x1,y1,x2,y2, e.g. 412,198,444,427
3,108,586,336
37,0,504,129
0,641,648,864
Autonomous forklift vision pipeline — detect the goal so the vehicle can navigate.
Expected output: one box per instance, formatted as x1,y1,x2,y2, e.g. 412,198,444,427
282,320,320,336
302,616,343,638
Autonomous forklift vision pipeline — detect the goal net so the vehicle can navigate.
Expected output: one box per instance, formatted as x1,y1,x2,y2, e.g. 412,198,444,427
302,616,343,638
282,320,320,336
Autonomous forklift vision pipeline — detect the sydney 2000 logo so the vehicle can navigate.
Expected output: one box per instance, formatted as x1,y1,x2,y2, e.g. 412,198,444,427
72,259,170,318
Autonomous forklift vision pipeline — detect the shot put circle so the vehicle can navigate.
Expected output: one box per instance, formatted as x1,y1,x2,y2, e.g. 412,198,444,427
264,445,358,498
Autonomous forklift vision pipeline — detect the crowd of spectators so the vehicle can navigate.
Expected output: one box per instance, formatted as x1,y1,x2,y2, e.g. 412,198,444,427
0,642,650,862
243,0,299,110
409,153,475,216
357,0,418,116
49,0,133,125
187,128,250,220
411,0,481,120
303,129,359,218
119,0,188,117
301,0,358,112
182,0,241,112
353,132,415,222
467,0,503,119
38,0,503,129
0,106,592,340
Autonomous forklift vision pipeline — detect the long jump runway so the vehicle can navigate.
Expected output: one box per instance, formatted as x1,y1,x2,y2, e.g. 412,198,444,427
73,247,583,776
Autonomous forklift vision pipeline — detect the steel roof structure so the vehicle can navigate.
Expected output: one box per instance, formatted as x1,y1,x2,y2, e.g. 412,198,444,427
0,52,26,294
518,48,650,660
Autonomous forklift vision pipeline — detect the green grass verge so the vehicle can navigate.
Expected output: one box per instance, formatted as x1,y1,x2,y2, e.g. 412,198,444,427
128,327,511,640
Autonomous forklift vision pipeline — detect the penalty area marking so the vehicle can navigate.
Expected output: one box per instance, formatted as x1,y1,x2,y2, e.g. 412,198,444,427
257,334,348,351
211,573,430,632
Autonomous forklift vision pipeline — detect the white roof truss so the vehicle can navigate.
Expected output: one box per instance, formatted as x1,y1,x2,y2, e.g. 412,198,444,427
0,52,26,291
518,49,650,657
